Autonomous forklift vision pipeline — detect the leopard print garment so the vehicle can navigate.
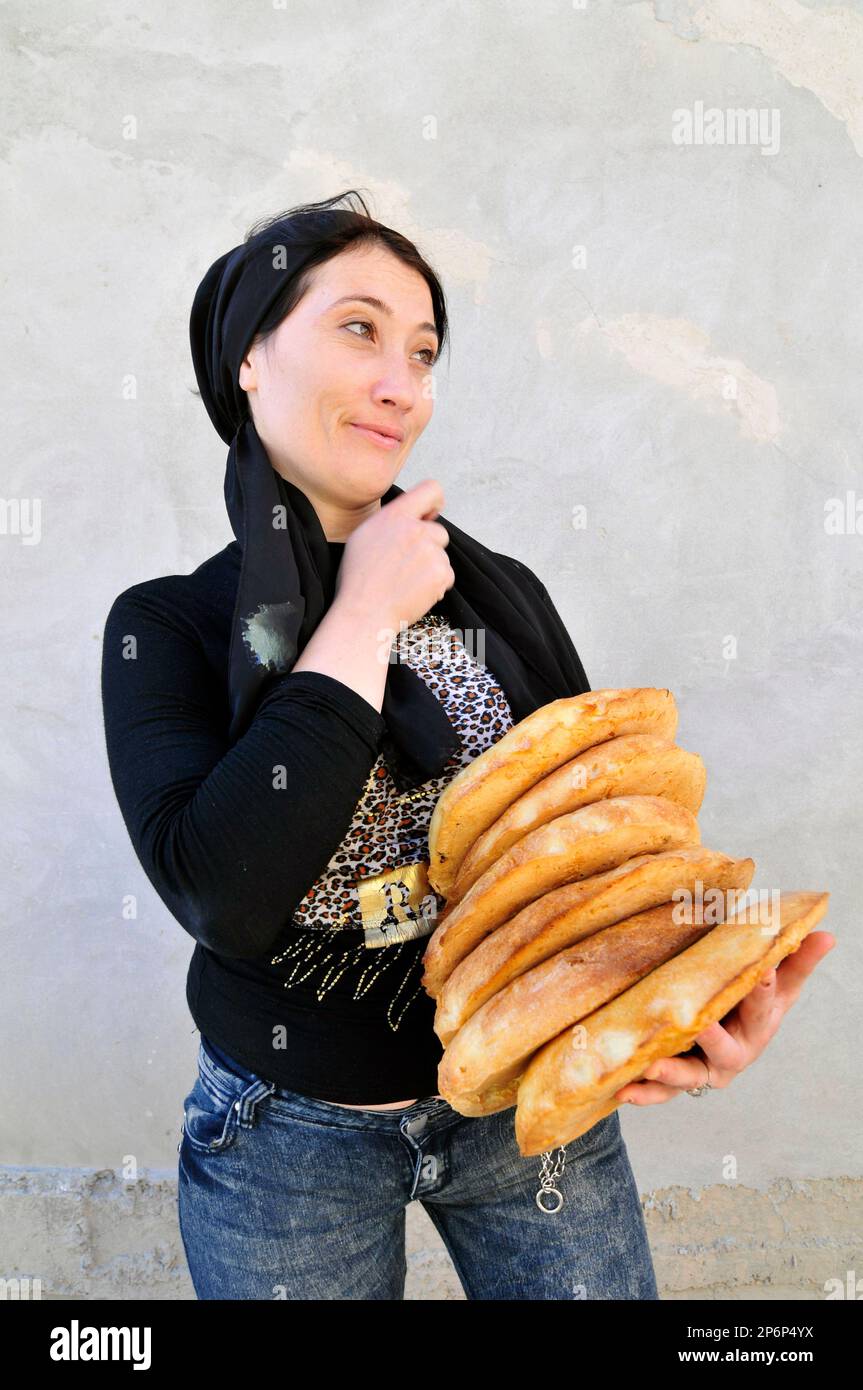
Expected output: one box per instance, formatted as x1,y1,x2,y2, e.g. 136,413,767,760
268,612,515,1030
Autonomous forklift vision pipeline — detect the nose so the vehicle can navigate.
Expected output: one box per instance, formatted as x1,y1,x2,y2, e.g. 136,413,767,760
369,363,419,414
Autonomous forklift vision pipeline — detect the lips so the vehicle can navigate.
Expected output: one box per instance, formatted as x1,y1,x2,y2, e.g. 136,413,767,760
349,423,403,449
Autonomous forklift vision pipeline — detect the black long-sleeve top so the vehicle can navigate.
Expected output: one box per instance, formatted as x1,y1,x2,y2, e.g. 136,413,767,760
99,537,586,1102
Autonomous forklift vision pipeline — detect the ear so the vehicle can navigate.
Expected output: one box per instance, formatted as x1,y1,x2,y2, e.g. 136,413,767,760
238,349,258,393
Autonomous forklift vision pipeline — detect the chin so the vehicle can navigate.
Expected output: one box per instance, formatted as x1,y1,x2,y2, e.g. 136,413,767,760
355,470,404,505
338,445,406,492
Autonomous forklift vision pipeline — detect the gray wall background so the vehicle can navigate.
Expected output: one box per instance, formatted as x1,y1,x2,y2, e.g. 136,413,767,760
2,0,860,1298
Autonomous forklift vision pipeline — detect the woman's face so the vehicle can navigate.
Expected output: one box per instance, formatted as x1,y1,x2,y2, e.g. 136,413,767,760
238,242,439,530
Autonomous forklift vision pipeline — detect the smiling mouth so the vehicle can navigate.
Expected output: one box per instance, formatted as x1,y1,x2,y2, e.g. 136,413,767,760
349,423,402,449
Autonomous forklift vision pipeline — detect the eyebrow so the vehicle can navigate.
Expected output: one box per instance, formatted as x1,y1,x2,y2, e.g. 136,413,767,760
325,294,439,340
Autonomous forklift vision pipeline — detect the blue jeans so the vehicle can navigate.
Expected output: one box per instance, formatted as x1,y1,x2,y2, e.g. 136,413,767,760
177,1034,659,1300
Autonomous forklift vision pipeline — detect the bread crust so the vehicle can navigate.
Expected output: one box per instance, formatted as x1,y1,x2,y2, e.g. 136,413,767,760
421,794,700,997
514,890,830,1155
434,846,754,1046
449,736,706,904
427,688,679,899
437,857,755,1115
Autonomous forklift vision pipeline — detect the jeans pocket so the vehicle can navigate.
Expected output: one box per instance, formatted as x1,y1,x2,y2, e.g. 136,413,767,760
182,1072,241,1155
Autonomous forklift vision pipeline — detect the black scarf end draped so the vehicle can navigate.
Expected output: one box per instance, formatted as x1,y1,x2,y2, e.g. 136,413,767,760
191,230,589,793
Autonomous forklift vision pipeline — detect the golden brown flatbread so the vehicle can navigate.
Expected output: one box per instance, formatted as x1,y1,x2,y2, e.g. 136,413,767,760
435,846,753,1045
437,857,755,1115
514,890,830,1156
449,735,706,903
421,794,700,997
427,688,678,899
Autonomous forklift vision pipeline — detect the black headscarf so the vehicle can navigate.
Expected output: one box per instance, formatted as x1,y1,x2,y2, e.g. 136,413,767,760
189,221,590,791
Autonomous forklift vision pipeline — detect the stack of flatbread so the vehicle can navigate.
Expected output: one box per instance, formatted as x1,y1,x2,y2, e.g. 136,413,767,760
421,688,830,1156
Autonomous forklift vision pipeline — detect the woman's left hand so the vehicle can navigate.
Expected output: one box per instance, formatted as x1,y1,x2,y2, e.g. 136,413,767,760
614,930,836,1106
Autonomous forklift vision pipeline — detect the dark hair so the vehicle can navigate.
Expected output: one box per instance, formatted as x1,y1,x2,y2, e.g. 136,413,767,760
244,189,449,367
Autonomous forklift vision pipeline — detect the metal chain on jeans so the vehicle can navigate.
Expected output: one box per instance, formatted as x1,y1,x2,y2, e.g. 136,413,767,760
536,1146,566,1212
533,1058,713,1209
402,775,573,1215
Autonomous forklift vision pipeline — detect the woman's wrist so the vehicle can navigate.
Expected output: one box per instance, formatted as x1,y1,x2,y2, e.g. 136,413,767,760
291,595,394,713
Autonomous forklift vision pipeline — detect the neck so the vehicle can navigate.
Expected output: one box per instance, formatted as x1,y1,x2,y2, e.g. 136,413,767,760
283,479,384,543
316,497,383,542
253,421,391,542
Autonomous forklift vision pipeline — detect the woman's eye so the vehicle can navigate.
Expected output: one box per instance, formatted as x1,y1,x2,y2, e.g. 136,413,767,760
342,320,436,366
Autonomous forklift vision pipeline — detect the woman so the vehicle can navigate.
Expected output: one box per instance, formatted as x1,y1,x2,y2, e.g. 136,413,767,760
100,191,833,1300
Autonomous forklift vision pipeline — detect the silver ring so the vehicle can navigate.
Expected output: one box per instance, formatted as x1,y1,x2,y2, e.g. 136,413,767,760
536,1185,564,1213
686,1058,713,1097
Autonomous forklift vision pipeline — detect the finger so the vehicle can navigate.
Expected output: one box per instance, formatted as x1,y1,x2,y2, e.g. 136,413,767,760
420,519,450,548
732,933,834,1038
615,1080,681,1106
732,971,780,1034
771,931,836,1004
640,1055,712,1090
399,478,444,517
691,1019,744,1071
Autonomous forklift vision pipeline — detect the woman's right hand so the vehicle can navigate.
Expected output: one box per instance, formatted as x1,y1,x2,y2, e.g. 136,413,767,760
336,479,455,632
